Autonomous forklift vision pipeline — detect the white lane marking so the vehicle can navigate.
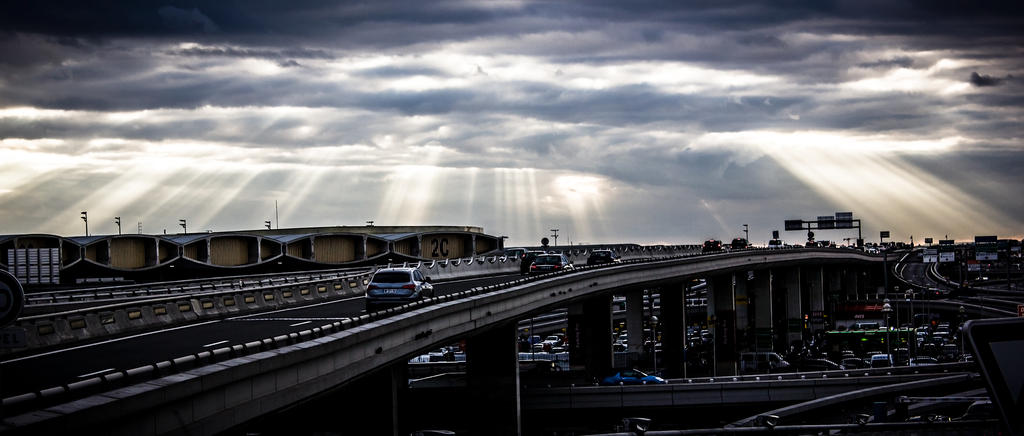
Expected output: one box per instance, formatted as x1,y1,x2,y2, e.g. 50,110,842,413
228,295,365,321
78,368,115,378
203,340,229,348
289,321,312,327
1,320,220,365
438,273,520,285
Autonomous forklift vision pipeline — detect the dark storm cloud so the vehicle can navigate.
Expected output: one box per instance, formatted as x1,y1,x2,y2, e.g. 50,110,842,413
858,57,915,69
969,72,1005,87
167,46,334,60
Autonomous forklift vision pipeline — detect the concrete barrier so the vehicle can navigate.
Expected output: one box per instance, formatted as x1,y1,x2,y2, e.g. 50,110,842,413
6,271,372,355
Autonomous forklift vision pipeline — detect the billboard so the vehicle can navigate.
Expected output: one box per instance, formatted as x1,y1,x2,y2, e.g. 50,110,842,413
880,231,890,239
785,220,804,231
924,237,933,244
817,216,835,229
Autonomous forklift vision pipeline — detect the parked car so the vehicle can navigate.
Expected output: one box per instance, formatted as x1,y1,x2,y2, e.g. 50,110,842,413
365,267,434,312
586,249,620,265
739,352,791,374
909,357,939,366
795,358,841,372
870,354,893,368
529,254,574,274
840,357,870,369
600,368,666,385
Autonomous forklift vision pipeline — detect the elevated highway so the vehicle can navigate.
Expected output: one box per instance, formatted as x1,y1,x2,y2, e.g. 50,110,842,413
1,248,882,435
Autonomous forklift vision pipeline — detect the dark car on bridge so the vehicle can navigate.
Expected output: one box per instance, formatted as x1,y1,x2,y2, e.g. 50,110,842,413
600,368,667,385
529,254,574,274
702,239,722,252
519,250,548,275
365,267,434,312
586,249,620,266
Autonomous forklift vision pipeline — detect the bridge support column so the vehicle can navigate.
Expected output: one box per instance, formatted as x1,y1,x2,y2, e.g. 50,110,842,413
466,322,521,436
734,271,750,353
334,363,407,435
782,267,803,346
626,290,644,356
807,266,825,334
845,268,861,300
827,267,843,303
660,283,686,378
751,269,774,351
568,295,612,378
708,274,736,376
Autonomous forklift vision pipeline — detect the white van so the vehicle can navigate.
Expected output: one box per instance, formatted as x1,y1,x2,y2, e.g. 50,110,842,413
739,352,791,374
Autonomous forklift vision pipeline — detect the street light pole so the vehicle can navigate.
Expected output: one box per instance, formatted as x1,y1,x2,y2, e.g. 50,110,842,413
651,315,659,376
882,300,893,366
114,216,121,235
80,211,88,236
743,224,749,244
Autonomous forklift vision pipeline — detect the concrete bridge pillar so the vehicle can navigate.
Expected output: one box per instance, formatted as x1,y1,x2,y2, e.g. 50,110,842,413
782,267,803,346
806,266,825,333
465,322,522,436
750,269,774,351
708,274,737,376
626,290,644,356
659,283,686,378
827,267,843,303
734,271,750,353
332,363,407,435
568,294,613,378
844,268,861,300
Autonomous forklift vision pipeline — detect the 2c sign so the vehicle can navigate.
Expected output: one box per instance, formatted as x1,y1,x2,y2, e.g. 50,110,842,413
429,238,450,258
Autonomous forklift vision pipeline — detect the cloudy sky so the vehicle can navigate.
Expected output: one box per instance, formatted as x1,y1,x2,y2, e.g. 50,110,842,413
1,1,1022,246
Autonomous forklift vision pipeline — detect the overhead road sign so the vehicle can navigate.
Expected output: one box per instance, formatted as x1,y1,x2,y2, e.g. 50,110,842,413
975,235,998,261
785,220,804,231
817,216,835,229
835,212,854,228
923,249,938,263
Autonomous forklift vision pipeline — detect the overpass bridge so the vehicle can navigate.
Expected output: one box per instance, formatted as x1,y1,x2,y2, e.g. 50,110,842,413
1,247,884,435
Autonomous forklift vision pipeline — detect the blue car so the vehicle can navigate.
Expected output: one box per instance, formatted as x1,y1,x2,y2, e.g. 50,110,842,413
600,369,667,385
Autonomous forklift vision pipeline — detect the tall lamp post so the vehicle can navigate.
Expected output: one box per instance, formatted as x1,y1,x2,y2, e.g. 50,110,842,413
882,301,893,366
958,305,967,356
742,224,749,244
905,291,915,359
80,211,89,236
651,315,659,375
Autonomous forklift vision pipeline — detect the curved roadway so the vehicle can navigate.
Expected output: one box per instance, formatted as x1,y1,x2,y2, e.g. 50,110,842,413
1,273,520,399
